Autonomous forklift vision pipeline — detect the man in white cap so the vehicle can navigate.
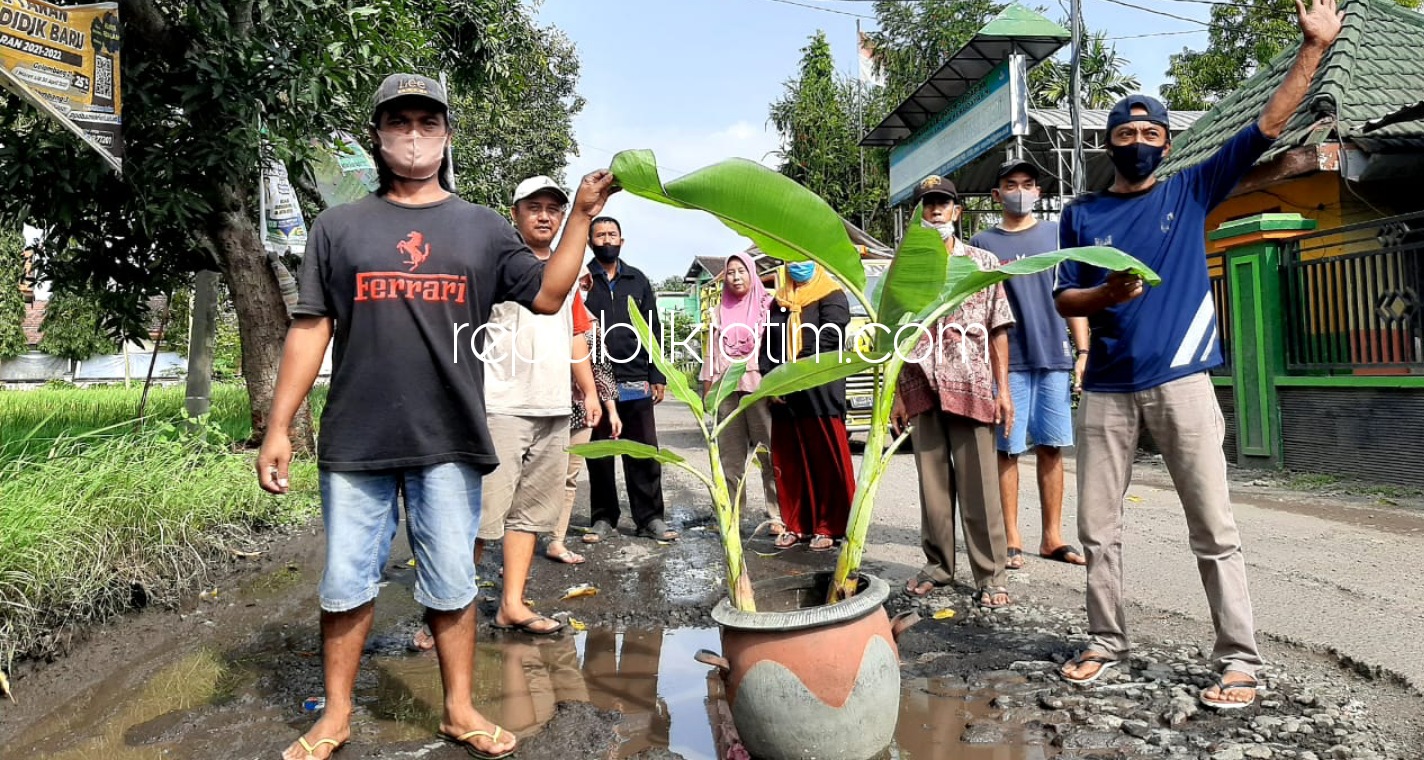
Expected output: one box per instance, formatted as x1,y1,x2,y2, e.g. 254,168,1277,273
475,175,603,635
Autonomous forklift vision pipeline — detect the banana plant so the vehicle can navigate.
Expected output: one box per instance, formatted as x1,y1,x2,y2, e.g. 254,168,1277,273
572,150,1162,610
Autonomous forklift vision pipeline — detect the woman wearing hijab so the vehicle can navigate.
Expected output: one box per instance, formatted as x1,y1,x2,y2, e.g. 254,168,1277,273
759,261,857,551
700,252,783,535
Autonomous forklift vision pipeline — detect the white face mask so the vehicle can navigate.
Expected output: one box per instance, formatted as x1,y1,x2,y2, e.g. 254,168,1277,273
380,133,447,181
1001,189,1039,217
920,217,955,241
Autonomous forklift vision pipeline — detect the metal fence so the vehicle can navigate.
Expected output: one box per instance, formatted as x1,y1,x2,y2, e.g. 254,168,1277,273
1282,211,1424,374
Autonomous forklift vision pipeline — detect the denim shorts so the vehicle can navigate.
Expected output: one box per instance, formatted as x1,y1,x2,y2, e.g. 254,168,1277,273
318,462,482,613
997,370,1074,456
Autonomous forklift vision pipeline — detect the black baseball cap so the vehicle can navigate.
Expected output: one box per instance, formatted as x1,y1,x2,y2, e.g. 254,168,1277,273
912,175,958,205
1107,94,1170,134
371,73,448,118
996,159,1041,181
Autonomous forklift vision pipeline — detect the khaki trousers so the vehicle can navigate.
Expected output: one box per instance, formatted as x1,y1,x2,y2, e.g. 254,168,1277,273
1076,372,1262,676
911,410,1007,590
716,393,780,524
553,426,593,544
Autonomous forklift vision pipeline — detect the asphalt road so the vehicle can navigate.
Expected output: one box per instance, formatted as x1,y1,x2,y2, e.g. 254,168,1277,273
653,402,1424,693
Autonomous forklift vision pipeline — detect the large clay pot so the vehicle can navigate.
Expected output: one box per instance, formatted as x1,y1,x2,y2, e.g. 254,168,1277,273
707,572,899,760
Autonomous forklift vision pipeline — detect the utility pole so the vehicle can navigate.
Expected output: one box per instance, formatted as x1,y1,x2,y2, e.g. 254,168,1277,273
1069,0,1086,195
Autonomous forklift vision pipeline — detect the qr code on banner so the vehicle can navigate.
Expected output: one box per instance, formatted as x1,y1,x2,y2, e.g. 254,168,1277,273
93,55,112,100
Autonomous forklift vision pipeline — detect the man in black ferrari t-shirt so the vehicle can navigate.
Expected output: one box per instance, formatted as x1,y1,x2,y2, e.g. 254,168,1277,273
256,73,615,760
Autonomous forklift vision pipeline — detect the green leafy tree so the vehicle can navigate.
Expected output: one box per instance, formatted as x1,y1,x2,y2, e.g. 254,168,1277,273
37,288,120,361
771,32,894,242
1162,0,1420,109
0,0,581,447
451,26,583,213
1030,30,1141,109
655,275,688,293
0,228,26,359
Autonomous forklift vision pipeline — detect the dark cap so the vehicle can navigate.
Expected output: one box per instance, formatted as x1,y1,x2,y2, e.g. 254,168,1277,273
372,73,448,117
996,159,1041,181
912,174,958,205
1107,94,1170,134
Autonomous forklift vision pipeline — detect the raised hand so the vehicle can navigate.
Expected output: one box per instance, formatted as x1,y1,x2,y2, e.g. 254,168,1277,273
574,169,619,219
1295,0,1343,48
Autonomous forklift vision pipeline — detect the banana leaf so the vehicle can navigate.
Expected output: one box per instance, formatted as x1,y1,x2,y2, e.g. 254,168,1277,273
624,297,705,420
872,208,948,332
568,439,686,466
611,150,866,294
707,357,749,416
737,353,877,412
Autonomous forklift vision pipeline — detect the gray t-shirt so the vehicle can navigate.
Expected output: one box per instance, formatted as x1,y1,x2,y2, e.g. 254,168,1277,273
970,221,1072,372
295,193,544,472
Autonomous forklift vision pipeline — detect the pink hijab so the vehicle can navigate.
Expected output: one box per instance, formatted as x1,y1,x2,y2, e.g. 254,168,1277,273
717,252,768,358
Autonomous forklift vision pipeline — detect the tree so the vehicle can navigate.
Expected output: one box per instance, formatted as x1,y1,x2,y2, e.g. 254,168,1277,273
770,32,894,243
37,288,120,361
450,27,584,213
0,0,581,447
0,228,26,360
655,275,688,293
1030,30,1141,109
1162,0,1420,109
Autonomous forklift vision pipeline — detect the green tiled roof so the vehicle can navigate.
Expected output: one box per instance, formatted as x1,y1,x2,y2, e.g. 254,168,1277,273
1159,0,1424,176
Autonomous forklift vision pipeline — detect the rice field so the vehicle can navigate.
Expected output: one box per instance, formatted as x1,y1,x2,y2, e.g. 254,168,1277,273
0,384,326,667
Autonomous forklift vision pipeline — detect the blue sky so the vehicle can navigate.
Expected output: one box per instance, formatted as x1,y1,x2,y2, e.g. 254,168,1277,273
537,0,1215,283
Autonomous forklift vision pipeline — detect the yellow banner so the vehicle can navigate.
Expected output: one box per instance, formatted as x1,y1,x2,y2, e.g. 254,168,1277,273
0,0,122,172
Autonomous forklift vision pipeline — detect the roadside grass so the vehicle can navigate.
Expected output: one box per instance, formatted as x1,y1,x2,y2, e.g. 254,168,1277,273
0,383,327,449
0,387,326,669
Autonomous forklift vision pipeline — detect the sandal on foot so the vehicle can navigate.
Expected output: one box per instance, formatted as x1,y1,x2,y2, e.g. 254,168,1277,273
1041,544,1086,565
768,521,788,537
438,726,517,760
581,520,614,544
545,546,586,565
1060,651,1120,684
293,736,346,759
809,535,836,552
637,518,679,542
975,587,1012,609
773,531,801,549
1006,547,1025,570
490,614,565,636
905,572,944,597
1199,676,1259,710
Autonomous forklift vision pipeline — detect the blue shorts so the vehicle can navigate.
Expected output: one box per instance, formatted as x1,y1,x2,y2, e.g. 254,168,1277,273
997,370,1074,456
318,462,483,613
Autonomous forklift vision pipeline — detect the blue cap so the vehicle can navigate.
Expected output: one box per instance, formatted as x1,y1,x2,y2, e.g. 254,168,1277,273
1107,95,1170,134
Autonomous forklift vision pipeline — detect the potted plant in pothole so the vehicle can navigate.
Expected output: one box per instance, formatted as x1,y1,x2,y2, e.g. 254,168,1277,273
573,150,1159,760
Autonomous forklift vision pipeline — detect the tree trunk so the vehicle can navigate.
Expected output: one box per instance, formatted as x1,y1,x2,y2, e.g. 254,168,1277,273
213,182,314,451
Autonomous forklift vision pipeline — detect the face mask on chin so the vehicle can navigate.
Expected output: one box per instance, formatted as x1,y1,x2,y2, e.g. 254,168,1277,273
920,217,955,241
1109,142,1166,184
591,244,621,263
380,134,447,181
1001,189,1039,217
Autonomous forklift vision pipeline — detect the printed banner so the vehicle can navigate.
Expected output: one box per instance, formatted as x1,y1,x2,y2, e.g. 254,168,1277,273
0,0,122,172
262,156,308,256
307,130,378,208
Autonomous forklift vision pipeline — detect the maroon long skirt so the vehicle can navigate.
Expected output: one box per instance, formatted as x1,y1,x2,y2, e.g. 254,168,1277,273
770,416,857,539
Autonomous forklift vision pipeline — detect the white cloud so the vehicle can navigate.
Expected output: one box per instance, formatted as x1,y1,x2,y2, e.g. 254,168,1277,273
561,108,784,283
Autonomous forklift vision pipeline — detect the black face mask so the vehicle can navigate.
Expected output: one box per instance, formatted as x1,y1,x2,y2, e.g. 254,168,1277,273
1110,142,1167,183
591,244,621,263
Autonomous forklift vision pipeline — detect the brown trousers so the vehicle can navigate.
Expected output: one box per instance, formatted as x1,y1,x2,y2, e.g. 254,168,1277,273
911,410,1008,590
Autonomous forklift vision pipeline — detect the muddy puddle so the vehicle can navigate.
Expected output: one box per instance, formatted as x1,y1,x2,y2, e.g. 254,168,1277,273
7,621,1052,759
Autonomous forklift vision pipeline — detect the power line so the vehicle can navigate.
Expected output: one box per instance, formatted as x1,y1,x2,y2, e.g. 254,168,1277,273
1106,29,1205,39
755,0,875,19
1092,0,1215,27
